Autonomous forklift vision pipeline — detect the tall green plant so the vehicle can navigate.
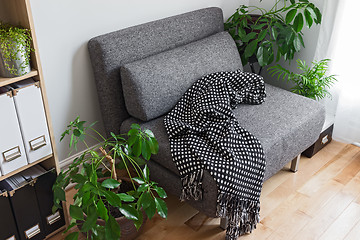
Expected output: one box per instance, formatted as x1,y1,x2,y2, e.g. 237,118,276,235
0,22,33,76
268,59,337,100
225,0,322,70
53,117,167,240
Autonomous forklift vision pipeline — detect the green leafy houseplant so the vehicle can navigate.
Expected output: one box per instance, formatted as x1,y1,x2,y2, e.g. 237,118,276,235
268,59,337,100
0,22,33,77
52,117,167,240
224,0,322,72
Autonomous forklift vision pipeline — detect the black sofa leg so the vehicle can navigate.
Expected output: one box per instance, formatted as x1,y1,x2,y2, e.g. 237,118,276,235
290,154,300,172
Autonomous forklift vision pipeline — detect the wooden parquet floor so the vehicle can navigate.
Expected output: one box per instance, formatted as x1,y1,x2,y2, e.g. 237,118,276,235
51,141,360,240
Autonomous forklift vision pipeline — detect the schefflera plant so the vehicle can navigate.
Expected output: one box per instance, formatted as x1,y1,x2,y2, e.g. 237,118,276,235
52,117,167,240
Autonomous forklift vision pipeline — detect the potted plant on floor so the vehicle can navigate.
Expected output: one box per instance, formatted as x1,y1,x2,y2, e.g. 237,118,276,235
269,58,337,157
0,22,33,77
52,117,167,240
224,0,322,74
268,58,337,100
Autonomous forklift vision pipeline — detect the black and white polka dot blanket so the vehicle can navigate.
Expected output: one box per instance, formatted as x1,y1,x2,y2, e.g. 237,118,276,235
164,69,266,240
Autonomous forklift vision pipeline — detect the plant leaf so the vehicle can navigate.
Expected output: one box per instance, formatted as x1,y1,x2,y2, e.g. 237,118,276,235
119,204,139,221
54,186,66,202
132,177,145,185
127,128,138,137
251,23,267,30
293,13,304,33
101,179,121,189
143,165,150,181
81,206,98,232
294,34,302,52
69,205,84,221
144,198,156,220
257,29,267,42
154,186,167,198
65,232,79,240
154,197,168,219
105,215,121,240
127,134,137,146
131,123,141,130
244,39,258,58
97,199,109,221
72,174,87,184
314,7,322,24
132,210,144,230
149,137,159,154
141,139,151,161
144,129,155,138
304,9,313,28
102,190,121,207
133,138,142,157
241,32,257,43
117,193,135,202
140,191,153,209
285,9,297,24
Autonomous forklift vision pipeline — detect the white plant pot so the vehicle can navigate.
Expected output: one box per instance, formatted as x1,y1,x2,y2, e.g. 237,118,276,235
0,42,31,78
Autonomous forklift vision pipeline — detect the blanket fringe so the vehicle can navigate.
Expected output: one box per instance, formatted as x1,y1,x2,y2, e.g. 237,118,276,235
217,193,260,240
180,169,204,201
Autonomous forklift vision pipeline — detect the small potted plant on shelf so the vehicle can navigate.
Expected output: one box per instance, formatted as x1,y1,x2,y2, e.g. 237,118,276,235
268,58,337,100
224,0,322,74
52,117,167,240
0,22,33,78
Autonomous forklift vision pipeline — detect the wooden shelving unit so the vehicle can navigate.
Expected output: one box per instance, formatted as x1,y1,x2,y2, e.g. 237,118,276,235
0,0,59,176
0,69,38,87
0,0,66,237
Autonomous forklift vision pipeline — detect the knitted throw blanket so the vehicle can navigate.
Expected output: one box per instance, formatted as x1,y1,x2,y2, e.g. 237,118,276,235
164,69,266,240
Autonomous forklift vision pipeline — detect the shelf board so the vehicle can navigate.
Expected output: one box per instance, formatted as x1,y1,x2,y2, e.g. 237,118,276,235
0,69,38,87
0,154,53,181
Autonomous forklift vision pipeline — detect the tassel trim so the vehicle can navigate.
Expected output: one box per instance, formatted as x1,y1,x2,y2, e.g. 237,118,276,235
179,169,204,201
216,192,260,240
179,171,261,240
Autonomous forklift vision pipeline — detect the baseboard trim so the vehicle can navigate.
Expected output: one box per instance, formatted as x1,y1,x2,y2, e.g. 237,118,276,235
59,150,85,171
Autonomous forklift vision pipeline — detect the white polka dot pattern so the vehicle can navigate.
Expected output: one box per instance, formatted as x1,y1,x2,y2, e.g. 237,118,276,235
164,69,266,240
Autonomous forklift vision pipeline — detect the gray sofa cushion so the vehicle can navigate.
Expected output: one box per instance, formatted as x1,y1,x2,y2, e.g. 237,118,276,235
120,83,325,180
120,31,242,121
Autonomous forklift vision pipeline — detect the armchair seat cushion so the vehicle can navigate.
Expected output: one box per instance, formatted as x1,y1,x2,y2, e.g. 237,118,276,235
120,83,325,180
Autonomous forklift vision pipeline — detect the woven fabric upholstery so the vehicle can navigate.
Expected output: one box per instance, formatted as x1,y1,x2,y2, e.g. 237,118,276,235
120,32,242,121
88,7,224,136
120,83,325,181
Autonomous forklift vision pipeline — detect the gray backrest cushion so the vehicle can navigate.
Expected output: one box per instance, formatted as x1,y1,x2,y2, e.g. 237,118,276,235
121,31,242,121
88,7,225,136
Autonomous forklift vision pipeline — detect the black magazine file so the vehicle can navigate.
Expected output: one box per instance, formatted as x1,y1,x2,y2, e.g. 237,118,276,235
33,169,65,236
0,191,20,240
0,181,45,240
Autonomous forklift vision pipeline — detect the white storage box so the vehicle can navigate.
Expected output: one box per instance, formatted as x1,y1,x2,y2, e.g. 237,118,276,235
0,89,28,175
12,79,53,163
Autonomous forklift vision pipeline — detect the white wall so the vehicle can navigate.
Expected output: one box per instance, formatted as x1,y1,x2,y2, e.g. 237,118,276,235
29,0,245,161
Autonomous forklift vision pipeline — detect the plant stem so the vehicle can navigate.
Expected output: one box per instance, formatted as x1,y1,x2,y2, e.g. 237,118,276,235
119,154,137,190
90,127,107,142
